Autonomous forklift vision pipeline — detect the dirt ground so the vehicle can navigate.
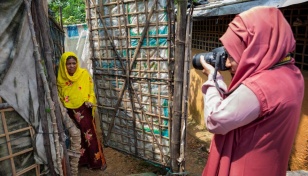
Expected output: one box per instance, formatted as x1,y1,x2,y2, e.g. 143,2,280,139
77,118,308,176
79,119,212,176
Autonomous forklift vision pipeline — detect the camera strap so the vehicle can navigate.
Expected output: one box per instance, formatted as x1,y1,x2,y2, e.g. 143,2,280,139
213,54,292,96
213,68,227,96
270,53,292,69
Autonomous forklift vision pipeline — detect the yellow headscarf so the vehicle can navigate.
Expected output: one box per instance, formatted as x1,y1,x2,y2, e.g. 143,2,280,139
57,52,96,110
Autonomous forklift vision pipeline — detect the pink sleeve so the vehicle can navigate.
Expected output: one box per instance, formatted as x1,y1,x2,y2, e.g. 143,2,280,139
202,78,260,135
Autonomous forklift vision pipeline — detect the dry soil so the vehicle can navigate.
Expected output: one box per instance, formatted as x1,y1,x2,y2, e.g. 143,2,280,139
78,119,212,176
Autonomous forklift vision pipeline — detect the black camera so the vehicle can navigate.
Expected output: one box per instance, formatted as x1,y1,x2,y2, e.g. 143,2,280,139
192,46,229,71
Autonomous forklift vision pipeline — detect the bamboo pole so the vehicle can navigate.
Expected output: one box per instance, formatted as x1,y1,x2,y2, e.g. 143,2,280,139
178,11,193,172
31,3,57,175
171,0,188,173
35,51,56,176
24,0,63,175
166,1,175,167
33,0,71,175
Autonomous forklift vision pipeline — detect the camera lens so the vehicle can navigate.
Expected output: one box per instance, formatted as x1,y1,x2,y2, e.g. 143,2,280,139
192,52,214,70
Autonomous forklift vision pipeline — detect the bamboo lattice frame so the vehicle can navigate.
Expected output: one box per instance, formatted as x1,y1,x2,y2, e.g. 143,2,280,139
49,15,65,72
192,2,308,72
192,15,235,52
0,97,40,176
281,3,308,71
85,0,175,167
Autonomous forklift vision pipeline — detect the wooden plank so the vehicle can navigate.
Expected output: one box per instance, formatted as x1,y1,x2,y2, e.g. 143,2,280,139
0,148,34,162
16,164,38,176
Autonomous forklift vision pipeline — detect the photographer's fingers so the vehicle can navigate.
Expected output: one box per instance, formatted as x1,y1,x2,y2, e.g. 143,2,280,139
200,56,214,75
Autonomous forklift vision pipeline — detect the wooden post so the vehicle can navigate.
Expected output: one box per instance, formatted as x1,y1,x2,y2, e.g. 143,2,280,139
171,0,188,174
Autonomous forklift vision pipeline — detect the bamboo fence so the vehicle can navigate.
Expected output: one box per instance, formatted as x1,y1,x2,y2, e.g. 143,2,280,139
85,0,179,170
0,98,40,176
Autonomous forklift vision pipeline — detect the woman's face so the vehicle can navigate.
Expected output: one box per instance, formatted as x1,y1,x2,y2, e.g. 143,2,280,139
66,57,77,76
225,55,238,76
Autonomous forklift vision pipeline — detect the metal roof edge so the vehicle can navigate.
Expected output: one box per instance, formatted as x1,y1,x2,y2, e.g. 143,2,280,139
191,0,308,19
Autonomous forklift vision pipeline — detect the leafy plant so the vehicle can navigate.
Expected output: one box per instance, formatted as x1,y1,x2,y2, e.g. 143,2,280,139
49,0,86,25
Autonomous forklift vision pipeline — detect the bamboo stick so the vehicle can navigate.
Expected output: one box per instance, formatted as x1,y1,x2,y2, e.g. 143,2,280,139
35,50,56,175
171,0,188,173
178,11,193,172
30,4,57,175
166,0,175,168
33,0,71,174
24,1,63,175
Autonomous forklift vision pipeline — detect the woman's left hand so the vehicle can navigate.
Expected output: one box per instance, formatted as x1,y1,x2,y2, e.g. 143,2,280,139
85,101,93,108
200,55,215,76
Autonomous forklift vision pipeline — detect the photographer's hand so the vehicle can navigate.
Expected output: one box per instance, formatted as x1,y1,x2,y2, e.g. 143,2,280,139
200,55,215,76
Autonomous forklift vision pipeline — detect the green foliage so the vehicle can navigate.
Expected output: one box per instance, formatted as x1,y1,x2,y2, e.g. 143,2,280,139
49,0,86,25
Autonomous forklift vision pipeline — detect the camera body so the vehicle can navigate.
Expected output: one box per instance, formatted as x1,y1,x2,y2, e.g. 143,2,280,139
192,46,229,71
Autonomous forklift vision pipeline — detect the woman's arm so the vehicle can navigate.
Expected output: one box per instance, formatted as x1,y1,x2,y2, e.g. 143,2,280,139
202,75,260,135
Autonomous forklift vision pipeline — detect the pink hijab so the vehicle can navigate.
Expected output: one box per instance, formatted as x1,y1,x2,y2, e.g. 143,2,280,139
203,6,300,176
220,6,295,92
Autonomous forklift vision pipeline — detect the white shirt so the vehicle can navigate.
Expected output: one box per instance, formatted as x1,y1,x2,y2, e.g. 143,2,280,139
202,73,260,135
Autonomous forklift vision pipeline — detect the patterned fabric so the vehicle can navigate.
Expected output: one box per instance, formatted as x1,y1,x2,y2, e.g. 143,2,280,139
57,52,96,110
67,104,107,169
57,52,106,169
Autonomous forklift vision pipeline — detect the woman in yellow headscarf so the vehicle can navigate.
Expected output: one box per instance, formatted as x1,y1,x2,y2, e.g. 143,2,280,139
57,51,107,170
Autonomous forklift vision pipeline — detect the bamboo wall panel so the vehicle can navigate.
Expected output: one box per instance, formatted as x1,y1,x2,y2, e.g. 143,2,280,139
48,14,65,75
192,15,235,52
85,0,175,167
0,97,40,176
281,4,308,71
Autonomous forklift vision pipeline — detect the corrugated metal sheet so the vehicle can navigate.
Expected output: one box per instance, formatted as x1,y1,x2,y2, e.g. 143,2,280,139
191,0,308,19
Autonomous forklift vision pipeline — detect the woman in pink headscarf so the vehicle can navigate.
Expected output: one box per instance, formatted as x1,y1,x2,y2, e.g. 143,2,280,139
200,6,304,176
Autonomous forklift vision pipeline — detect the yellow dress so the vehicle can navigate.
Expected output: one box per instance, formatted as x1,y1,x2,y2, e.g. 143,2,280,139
57,52,106,169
